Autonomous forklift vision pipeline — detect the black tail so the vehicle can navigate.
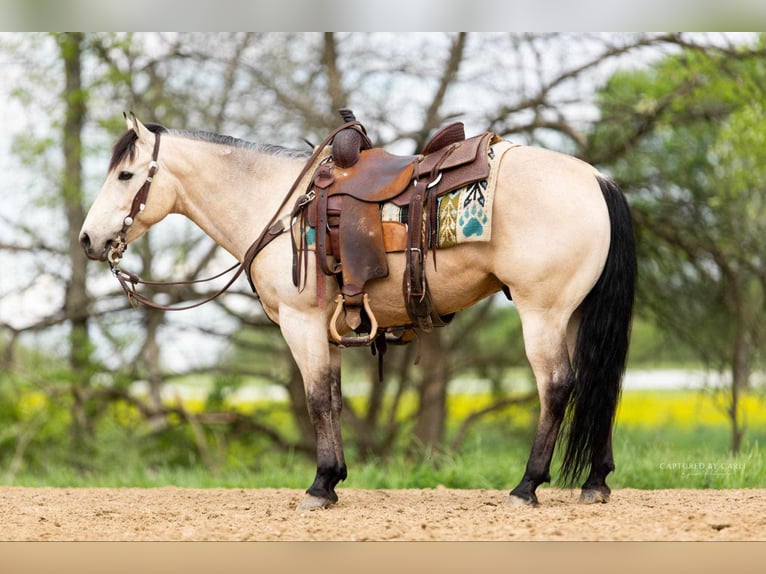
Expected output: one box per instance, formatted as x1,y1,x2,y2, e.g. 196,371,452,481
559,176,637,485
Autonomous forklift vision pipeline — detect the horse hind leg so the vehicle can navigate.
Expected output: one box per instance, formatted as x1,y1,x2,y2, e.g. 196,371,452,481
579,432,614,503
565,309,613,504
508,313,573,507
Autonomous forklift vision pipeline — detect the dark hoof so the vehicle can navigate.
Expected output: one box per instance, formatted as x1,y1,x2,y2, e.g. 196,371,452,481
298,493,337,511
506,494,538,507
579,487,610,504
506,487,539,507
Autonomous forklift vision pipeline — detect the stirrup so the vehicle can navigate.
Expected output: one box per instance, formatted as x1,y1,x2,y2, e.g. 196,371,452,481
329,293,378,347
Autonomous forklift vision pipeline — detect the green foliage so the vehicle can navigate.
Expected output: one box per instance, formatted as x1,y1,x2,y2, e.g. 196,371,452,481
220,323,294,384
4,32,766,493
613,429,763,489
591,42,766,358
589,38,766,455
627,317,701,368
2,385,764,489
205,374,245,410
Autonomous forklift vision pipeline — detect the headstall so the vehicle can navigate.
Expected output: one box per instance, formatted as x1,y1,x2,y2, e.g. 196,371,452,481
105,122,358,311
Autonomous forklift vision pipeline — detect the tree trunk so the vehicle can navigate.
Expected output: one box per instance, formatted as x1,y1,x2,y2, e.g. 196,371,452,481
285,358,315,450
133,239,169,429
413,330,448,453
729,277,749,456
142,306,167,430
322,33,347,116
58,32,91,449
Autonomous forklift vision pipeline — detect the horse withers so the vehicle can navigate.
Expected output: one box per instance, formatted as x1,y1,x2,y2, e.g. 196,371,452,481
80,113,636,509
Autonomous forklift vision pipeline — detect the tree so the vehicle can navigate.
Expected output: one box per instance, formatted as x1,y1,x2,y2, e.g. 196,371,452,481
589,37,766,453
57,32,94,452
4,33,759,475
0,32,102,459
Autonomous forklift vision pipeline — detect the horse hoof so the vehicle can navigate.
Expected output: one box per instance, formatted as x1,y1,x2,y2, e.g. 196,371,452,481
579,488,610,504
506,494,538,508
297,494,335,511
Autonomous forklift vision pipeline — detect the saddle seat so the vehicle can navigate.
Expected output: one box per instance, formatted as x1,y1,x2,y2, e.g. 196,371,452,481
298,115,495,347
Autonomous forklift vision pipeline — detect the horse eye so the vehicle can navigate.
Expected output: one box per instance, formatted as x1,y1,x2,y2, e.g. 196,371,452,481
118,171,133,181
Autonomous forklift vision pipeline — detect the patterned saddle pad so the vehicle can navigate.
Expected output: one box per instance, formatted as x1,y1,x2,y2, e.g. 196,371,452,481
301,139,516,252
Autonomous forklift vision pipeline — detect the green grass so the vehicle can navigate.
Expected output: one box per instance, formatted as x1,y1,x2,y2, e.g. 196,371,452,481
609,389,765,489
611,428,762,489
1,388,764,490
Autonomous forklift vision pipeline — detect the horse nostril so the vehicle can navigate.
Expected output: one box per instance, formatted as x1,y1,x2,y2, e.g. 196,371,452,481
80,232,91,251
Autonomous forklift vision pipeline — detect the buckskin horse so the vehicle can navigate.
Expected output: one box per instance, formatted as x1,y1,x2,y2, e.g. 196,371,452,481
79,113,636,509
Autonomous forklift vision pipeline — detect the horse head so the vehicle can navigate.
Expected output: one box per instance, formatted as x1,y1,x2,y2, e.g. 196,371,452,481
80,113,176,262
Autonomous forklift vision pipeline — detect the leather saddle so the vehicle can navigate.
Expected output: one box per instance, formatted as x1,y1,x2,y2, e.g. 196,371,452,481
296,112,494,346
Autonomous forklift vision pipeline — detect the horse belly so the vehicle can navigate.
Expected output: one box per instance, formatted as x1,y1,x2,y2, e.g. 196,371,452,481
364,244,503,328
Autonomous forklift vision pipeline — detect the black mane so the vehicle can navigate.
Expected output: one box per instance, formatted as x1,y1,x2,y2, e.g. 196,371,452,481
108,123,167,172
108,123,310,172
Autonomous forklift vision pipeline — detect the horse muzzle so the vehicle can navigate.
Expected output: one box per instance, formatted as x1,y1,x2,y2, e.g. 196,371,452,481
79,232,111,262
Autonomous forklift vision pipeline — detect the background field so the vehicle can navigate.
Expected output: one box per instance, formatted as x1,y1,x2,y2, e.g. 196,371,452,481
3,386,764,491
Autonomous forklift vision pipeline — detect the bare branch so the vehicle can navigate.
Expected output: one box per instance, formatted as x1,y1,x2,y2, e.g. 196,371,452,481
449,392,537,451
415,33,467,149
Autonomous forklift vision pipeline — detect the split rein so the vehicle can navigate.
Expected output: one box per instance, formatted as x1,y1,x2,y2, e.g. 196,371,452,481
106,122,360,311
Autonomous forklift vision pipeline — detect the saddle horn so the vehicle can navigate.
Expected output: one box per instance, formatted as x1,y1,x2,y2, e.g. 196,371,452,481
332,108,372,168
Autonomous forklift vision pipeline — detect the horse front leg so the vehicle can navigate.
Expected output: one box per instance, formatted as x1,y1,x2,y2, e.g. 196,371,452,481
278,305,347,510
301,345,346,509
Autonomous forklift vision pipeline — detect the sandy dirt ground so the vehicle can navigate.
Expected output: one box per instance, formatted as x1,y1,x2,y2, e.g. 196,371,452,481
0,486,764,541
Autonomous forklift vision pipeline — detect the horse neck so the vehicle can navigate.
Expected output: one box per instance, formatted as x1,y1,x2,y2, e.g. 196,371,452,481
165,136,305,260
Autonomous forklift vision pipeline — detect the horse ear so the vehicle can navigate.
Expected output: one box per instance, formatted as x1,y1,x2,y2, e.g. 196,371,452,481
125,111,151,142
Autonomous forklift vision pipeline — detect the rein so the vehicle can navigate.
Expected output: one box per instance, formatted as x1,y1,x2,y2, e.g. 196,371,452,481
107,121,363,311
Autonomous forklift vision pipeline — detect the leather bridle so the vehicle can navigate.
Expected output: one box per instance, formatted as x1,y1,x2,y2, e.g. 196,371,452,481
106,121,360,312
107,130,162,267
107,127,259,311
